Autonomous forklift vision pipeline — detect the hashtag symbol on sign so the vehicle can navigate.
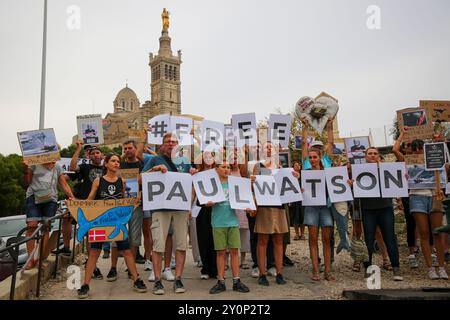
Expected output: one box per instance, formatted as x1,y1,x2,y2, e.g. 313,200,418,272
152,121,168,137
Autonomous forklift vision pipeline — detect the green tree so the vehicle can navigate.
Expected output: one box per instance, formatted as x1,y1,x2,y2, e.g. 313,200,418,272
0,154,26,217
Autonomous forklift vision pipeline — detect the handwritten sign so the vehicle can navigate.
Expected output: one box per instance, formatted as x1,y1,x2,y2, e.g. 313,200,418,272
17,128,61,166
103,116,129,145
420,100,450,122
397,107,434,142
67,198,139,243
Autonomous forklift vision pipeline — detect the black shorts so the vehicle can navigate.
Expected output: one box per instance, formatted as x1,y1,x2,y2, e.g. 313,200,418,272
90,240,130,251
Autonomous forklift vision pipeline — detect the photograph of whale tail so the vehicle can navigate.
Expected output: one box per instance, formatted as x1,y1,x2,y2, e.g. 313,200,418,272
76,205,135,242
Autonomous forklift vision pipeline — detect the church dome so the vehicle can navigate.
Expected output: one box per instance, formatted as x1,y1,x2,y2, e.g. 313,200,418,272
113,84,140,113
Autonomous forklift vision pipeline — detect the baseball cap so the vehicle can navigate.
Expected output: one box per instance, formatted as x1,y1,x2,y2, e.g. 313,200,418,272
310,141,324,148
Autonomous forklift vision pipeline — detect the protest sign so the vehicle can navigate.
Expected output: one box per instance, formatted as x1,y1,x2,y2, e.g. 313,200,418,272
420,100,450,122
344,136,369,165
128,129,147,143
253,175,282,206
325,166,354,203
200,120,224,151
103,115,129,145
301,170,327,206
351,163,380,198
17,128,61,166
397,107,434,142
58,158,91,173
118,168,140,198
192,169,226,205
407,164,446,189
228,176,256,211
67,198,139,243
274,168,303,204
379,162,408,198
232,113,257,147
142,171,192,211
148,115,171,145
424,142,446,171
77,114,104,145
268,114,291,149
171,116,193,145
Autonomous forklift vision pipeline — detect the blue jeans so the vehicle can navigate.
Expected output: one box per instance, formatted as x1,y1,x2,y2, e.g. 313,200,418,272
25,195,58,222
362,206,400,268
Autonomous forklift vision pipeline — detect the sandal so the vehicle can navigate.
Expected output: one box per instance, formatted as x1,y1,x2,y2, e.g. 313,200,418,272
311,272,320,281
352,261,361,272
382,259,393,271
324,273,336,281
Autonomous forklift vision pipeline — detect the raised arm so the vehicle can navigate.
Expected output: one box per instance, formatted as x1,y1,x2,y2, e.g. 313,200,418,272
392,127,407,162
301,118,309,161
326,118,334,158
70,140,83,172
23,161,32,186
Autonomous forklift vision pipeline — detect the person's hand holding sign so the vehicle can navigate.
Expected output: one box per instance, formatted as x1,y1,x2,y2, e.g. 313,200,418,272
205,201,214,207
151,164,168,173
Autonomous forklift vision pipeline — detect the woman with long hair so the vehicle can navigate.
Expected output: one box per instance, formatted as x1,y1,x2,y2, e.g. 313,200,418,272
77,154,147,298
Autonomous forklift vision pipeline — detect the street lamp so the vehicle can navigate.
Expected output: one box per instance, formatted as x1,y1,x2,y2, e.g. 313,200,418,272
39,0,47,129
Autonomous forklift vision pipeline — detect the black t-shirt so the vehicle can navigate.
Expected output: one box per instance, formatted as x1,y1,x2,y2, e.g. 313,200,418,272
96,176,124,200
120,160,143,172
77,164,104,199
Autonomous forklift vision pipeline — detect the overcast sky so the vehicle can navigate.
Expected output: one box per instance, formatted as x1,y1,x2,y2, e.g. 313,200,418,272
1,0,450,155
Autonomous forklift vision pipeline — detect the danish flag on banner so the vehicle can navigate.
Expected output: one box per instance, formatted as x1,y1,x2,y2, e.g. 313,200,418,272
88,229,107,242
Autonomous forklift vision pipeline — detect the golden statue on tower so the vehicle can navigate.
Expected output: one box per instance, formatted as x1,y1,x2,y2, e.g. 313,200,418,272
162,8,170,32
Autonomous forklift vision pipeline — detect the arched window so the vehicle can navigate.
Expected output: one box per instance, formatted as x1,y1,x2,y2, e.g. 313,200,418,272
164,64,168,79
131,101,133,110
169,66,173,80
121,100,125,110
173,67,177,81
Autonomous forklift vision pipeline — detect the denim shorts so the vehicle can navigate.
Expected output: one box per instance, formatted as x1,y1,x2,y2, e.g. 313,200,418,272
303,206,333,227
25,195,58,222
91,240,130,251
409,195,432,214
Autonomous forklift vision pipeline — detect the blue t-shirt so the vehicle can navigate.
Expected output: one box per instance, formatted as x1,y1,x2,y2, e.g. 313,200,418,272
211,182,239,228
143,155,192,173
143,153,155,169
302,154,332,170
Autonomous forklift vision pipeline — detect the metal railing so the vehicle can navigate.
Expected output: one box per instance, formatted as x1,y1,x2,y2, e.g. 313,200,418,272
0,201,78,300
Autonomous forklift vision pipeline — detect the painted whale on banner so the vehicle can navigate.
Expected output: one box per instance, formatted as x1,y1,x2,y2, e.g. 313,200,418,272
76,205,134,242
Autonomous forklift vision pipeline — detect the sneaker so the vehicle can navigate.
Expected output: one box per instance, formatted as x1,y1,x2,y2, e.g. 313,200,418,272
102,250,110,259
258,275,269,286
148,270,155,282
209,280,226,294
408,255,419,269
133,278,147,293
135,252,145,264
428,267,440,280
77,284,89,299
432,254,439,267
200,273,210,280
162,268,175,281
106,268,118,282
267,267,277,277
251,267,259,278
438,267,449,280
92,268,103,280
144,259,153,271
152,280,164,295
232,279,250,293
276,273,287,285
392,267,403,281
173,279,186,293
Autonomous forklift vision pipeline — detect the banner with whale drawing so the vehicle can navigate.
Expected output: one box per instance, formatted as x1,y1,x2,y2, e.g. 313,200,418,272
67,198,139,243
